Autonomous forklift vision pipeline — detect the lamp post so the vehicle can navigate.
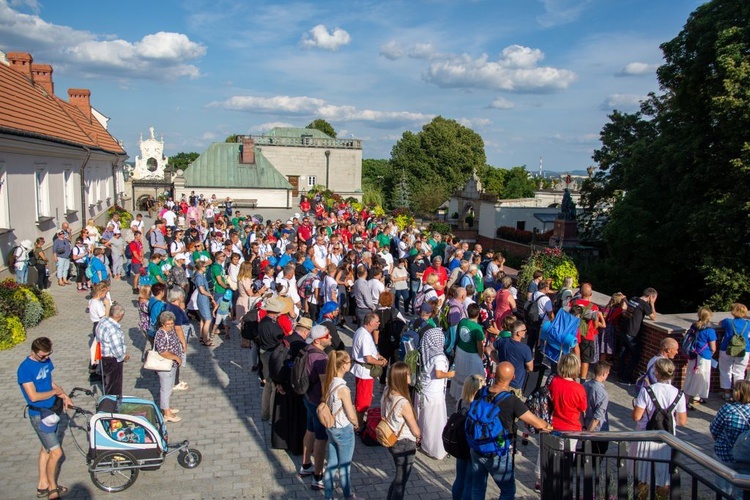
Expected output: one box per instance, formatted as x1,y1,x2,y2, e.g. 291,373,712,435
324,150,330,189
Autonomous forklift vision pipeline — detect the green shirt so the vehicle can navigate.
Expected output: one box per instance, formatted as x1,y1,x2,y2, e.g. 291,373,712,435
210,262,227,294
376,232,390,249
192,250,211,266
148,262,165,283
456,318,485,354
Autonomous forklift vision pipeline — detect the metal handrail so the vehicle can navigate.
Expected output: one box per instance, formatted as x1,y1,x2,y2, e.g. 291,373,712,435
550,430,750,489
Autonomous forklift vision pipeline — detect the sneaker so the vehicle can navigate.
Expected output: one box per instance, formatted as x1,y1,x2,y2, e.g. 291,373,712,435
311,477,324,490
173,381,189,391
299,464,315,476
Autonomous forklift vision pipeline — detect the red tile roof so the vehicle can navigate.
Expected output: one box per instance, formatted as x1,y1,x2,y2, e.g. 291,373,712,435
0,54,125,155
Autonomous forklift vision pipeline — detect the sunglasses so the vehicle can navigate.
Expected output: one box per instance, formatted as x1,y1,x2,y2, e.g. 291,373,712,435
37,351,52,360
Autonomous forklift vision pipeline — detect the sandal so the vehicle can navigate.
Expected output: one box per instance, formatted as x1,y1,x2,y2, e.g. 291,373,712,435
48,486,68,499
200,340,214,347
36,488,48,498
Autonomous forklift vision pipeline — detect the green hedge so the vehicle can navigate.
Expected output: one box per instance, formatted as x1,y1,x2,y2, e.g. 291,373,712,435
0,279,56,350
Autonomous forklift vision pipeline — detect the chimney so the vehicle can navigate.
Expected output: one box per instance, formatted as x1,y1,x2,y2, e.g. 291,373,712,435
68,88,91,120
6,52,33,81
241,136,255,164
31,63,53,95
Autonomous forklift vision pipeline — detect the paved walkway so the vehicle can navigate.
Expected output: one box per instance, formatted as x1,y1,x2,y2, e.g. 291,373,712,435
0,246,729,499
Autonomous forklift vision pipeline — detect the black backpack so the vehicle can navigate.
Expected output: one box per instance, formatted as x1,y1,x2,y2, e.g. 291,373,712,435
524,292,545,325
290,347,311,395
442,400,470,460
645,386,683,434
268,339,292,384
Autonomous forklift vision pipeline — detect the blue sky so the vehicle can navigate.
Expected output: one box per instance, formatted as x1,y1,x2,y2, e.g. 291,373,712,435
0,0,702,172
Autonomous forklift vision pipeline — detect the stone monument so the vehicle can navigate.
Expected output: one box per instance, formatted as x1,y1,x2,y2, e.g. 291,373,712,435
550,175,579,247
132,127,168,180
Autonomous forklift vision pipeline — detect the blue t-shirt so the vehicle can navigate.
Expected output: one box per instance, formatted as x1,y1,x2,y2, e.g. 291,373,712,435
148,298,166,337
720,318,750,352
695,327,717,360
90,257,108,284
164,302,190,326
17,357,55,416
493,337,533,389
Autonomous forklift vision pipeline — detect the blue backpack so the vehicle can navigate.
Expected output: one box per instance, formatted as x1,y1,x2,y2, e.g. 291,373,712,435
465,387,512,456
540,309,580,364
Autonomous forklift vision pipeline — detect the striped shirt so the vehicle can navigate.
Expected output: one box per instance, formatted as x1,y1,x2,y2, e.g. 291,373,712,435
95,317,127,362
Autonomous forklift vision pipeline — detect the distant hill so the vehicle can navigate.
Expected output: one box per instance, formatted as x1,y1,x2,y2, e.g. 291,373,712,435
543,169,590,177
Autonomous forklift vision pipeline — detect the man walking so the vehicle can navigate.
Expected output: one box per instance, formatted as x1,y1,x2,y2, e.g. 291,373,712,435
17,337,72,499
618,287,658,384
95,305,129,396
492,320,533,397
302,325,332,490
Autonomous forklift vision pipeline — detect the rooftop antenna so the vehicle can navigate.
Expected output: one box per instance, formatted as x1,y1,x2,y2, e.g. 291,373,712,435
538,156,544,189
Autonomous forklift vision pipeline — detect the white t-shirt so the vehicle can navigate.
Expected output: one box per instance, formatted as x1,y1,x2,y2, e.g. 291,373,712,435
308,278,321,306
313,244,328,270
369,278,385,304
379,251,394,274
634,382,686,433
534,291,553,320
162,210,177,227
130,219,144,233
421,354,449,398
89,298,106,323
350,327,379,379
322,275,338,303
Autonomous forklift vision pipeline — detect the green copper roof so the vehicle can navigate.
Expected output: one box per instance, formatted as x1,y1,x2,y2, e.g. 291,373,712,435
184,143,292,190
265,127,332,139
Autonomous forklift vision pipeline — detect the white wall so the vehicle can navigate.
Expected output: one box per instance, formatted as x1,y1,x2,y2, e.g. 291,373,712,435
259,145,362,195
478,201,558,239
174,185,289,209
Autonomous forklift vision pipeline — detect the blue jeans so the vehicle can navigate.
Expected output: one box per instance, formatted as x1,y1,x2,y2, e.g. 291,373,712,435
56,257,70,280
453,457,473,500
388,439,417,500
470,449,515,500
324,425,355,499
15,263,28,284
394,289,410,313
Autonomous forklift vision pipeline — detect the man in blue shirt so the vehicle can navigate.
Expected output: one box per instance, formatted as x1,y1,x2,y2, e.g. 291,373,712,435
493,320,533,395
17,337,72,499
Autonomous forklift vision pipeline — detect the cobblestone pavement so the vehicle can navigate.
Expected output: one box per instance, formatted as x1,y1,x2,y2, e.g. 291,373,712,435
0,255,728,499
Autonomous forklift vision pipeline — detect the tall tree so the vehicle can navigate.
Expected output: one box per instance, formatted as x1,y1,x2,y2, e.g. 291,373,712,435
225,134,240,143
500,166,536,199
306,119,337,138
583,0,750,311
169,152,200,171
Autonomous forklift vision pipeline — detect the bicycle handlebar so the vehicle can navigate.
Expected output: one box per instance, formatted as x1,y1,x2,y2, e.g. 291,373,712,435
69,387,94,398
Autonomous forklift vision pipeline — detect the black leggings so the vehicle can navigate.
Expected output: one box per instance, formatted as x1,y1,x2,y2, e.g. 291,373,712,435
35,263,48,289
387,439,417,500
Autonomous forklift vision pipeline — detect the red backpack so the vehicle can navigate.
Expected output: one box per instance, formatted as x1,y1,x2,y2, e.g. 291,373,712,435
360,407,382,447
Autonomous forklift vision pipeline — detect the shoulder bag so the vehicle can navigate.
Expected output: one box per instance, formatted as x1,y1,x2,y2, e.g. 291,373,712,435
375,396,407,447
143,344,173,371
317,381,346,429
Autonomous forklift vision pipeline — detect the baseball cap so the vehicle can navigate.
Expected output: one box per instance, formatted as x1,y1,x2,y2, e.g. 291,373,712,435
353,236,363,244
174,253,188,261
420,303,434,314
307,324,330,344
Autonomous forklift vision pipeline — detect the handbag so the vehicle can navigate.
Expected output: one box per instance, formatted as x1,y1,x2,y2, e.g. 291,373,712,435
356,360,383,380
143,348,173,371
375,396,406,448
317,381,345,429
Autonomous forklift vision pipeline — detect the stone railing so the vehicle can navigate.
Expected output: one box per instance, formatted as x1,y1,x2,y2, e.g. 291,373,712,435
251,136,362,149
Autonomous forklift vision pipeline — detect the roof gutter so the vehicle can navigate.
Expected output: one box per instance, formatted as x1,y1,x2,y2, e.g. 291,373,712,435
79,146,91,221
111,154,125,209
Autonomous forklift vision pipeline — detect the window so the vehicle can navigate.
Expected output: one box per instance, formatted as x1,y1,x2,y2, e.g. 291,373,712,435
516,221,526,231
0,163,9,228
35,167,50,218
308,176,317,186
63,168,75,211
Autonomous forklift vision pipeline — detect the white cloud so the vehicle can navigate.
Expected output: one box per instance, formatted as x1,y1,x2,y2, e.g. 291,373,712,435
212,94,433,126
379,40,404,60
537,0,594,28
0,3,206,80
300,24,351,51
488,97,515,110
8,0,40,14
602,93,645,111
201,131,218,141
458,117,491,128
424,45,577,92
551,132,599,144
408,43,437,60
249,121,296,133
617,62,658,76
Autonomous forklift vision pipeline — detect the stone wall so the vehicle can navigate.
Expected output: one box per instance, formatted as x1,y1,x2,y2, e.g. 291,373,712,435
477,235,535,259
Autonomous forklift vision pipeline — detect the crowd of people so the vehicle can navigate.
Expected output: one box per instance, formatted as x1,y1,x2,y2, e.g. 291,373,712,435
14,189,750,499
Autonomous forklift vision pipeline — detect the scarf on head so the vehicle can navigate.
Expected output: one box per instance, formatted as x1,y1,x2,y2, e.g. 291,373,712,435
420,327,445,363
317,301,339,324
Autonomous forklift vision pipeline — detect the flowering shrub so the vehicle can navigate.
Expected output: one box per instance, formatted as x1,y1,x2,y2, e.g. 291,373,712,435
517,247,579,294
394,214,414,231
107,205,134,229
0,314,25,350
14,289,43,328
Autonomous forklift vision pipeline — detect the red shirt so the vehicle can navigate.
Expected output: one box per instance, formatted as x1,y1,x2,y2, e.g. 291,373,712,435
130,240,144,264
278,314,293,335
423,265,448,296
549,377,587,431
300,200,311,212
297,224,312,243
571,299,600,341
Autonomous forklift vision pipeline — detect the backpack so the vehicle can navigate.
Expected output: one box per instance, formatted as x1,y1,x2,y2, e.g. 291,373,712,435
525,375,554,434
7,246,20,268
289,347,311,395
205,263,216,292
125,242,133,259
28,249,37,267
241,303,261,341
399,321,426,361
413,285,432,311
732,408,750,463
297,272,317,300
268,339,292,384
553,288,571,312
524,292,545,325
442,401,470,460
85,262,95,280
680,324,705,360
465,387,513,456
403,349,422,392
360,407,382,446
726,321,750,358
645,386,683,434
540,309,580,364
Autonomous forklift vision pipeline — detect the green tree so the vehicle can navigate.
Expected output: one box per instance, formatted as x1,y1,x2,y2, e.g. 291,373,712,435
500,166,536,199
225,134,240,143
582,0,750,311
477,164,507,197
169,152,199,171
391,117,486,212
306,119,337,138
392,170,411,209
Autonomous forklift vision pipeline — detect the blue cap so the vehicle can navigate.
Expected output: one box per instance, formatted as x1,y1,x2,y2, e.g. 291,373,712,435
223,290,233,300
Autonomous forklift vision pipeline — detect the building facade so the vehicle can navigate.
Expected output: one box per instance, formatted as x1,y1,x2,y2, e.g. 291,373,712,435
0,50,127,275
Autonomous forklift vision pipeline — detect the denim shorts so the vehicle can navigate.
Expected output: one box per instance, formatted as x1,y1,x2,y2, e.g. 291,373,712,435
303,397,328,440
29,414,61,452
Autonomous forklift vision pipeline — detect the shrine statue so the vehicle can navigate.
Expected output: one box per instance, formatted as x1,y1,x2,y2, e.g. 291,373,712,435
559,188,576,220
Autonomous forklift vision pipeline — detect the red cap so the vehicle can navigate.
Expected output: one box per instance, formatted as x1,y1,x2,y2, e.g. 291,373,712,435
260,259,271,269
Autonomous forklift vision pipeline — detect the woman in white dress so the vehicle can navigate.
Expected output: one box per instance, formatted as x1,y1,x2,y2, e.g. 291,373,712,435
631,358,688,495
416,327,456,459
